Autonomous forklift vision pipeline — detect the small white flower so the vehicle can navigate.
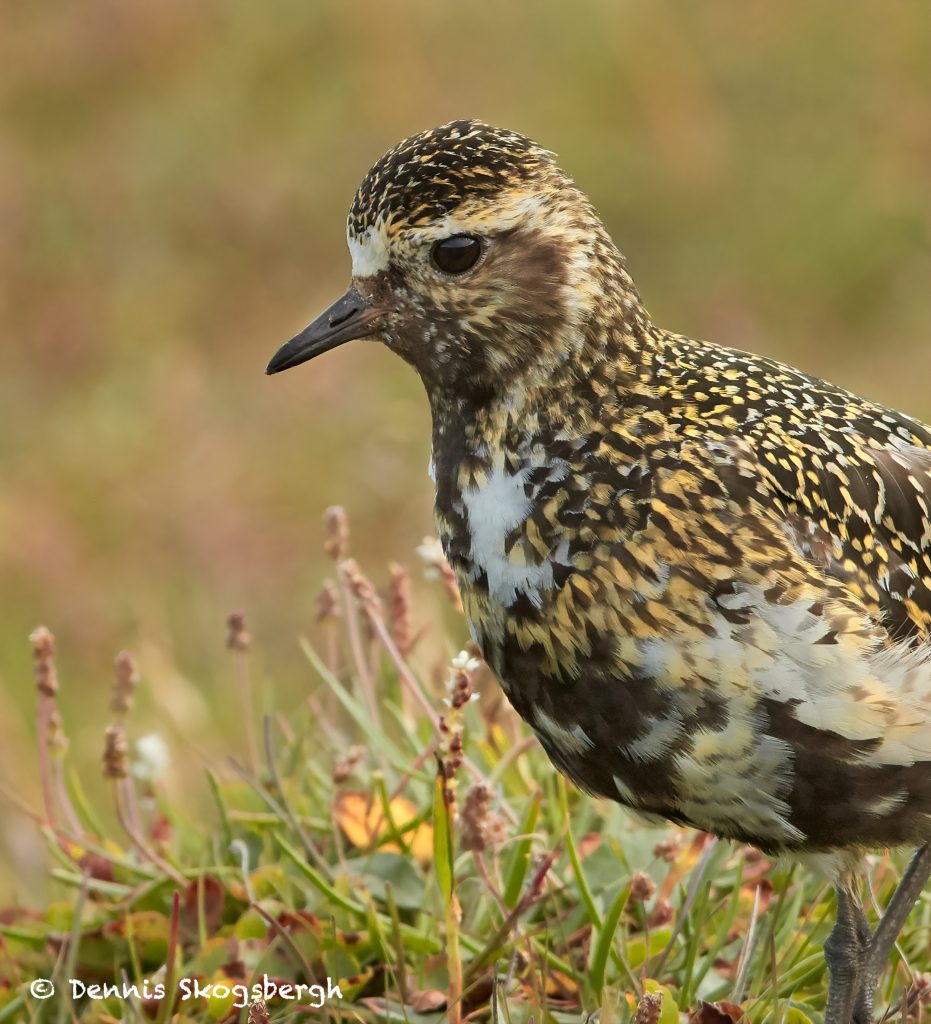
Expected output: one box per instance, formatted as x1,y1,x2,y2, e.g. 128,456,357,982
132,733,171,782
451,650,481,674
416,536,445,565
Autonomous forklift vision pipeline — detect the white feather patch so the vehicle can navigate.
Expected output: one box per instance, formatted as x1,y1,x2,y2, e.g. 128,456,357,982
348,226,389,277
462,465,554,606
534,707,594,755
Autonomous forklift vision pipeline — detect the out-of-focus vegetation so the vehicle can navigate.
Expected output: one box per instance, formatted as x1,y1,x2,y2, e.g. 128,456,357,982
1,1,929,898
5,532,928,1022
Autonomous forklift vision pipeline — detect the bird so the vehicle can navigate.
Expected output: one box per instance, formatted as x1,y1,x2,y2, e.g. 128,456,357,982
266,120,931,1022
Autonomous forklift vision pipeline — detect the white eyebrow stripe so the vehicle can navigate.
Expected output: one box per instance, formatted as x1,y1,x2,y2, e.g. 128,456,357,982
348,226,389,276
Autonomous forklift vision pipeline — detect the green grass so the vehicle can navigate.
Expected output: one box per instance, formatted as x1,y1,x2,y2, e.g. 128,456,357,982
2,3,930,828
2,520,929,1022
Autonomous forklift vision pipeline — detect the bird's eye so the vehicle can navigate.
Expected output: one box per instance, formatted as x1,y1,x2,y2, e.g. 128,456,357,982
431,235,483,275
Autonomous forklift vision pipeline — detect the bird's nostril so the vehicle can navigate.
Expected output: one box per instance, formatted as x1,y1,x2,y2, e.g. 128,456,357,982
328,293,364,329
329,308,353,328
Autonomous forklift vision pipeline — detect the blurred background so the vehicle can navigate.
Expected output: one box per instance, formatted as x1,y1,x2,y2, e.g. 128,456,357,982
1,1,928,895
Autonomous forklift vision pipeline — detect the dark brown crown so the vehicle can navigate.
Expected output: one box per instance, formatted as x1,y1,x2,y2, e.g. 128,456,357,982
347,120,554,236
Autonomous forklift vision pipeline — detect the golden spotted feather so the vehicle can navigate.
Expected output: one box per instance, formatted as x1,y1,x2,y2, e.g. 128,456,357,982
273,119,931,860
657,335,931,641
431,329,931,856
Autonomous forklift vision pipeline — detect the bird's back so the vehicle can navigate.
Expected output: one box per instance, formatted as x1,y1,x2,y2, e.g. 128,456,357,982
653,331,931,643
436,325,931,855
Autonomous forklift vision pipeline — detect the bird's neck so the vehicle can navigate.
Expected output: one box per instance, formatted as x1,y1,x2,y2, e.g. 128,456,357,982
428,315,662,486
427,310,668,654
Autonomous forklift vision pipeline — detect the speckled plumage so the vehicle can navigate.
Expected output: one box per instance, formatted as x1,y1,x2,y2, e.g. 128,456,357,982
432,330,931,855
336,121,931,858
268,120,931,1020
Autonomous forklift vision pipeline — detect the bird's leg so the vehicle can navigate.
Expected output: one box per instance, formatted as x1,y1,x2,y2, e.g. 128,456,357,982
824,882,871,1024
853,843,931,1024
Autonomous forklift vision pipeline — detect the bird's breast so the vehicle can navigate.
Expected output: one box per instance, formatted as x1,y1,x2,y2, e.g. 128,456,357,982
457,460,570,609
434,434,582,624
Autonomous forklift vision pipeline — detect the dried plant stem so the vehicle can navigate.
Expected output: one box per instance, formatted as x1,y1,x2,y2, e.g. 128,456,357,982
113,779,186,887
227,754,330,875
51,760,82,836
388,740,439,802
473,851,509,914
363,609,435,721
323,622,340,676
488,736,538,785
336,568,381,727
315,578,343,675
234,651,259,772
732,881,763,1001
446,891,463,1024
122,772,145,838
250,900,318,983
36,697,58,829
366,610,518,823
262,715,329,873
30,627,82,837
31,627,61,829
463,849,559,985
227,615,258,772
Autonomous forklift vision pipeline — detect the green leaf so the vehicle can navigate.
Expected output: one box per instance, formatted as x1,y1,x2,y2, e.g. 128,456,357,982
641,980,681,1024
502,790,541,909
276,834,366,918
233,907,268,940
559,775,600,926
626,928,674,970
185,935,235,976
354,851,426,911
574,841,629,902
589,883,629,996
121,910,171,969
0,926,48,950
0,996,26,1023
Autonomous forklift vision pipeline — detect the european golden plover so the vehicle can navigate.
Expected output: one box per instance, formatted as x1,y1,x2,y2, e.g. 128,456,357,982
267,120,931,1023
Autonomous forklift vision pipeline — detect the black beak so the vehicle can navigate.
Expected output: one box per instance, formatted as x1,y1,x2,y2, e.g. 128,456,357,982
266,286,384,375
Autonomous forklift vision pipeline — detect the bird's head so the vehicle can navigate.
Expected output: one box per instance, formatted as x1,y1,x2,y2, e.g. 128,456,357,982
267,120,643,402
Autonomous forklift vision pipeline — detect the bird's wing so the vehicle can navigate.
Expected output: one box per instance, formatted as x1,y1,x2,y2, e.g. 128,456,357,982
661,336,931,640
741,409,931,641
638,435,931,851
591,337,931,849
